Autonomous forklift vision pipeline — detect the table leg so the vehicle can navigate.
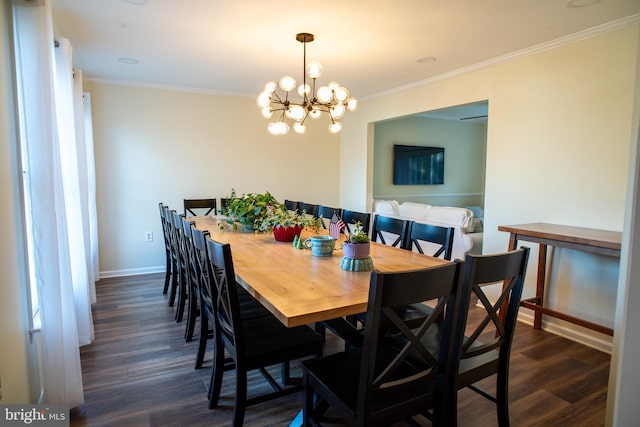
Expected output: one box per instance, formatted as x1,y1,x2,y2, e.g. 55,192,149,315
533,244,547,330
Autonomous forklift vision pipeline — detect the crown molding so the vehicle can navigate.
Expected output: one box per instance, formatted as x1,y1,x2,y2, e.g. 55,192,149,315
365,14,640,101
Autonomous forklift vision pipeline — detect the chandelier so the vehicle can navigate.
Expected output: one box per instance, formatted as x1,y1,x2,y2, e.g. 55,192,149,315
257,33,357,135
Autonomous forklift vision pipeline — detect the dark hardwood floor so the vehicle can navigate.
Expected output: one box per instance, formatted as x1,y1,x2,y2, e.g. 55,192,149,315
70,273,610,427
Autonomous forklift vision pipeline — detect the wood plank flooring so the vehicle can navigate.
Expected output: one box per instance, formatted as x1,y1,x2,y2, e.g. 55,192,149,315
70,273,610,426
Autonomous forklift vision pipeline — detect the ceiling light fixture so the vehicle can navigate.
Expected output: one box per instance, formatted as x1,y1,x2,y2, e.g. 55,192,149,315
257,33,357,135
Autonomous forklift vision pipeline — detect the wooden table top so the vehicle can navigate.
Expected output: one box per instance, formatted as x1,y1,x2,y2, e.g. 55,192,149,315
193,216,448,327
498,222,622,252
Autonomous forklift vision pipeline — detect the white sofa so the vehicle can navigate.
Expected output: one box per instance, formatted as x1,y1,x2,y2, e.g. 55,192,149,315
372,200,483,260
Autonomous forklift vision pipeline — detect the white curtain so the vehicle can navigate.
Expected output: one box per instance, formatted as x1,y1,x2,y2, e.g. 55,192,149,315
12,0,97,406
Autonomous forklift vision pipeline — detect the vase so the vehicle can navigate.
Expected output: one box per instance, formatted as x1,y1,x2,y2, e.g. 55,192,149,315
272,225,304,242
343,242,370,259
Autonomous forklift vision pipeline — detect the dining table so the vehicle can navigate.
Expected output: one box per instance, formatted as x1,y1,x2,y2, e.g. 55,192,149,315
193,216,448,426
192,216,448,328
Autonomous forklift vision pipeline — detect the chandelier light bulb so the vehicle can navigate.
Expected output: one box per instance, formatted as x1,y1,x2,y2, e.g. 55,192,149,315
331,103,346,119
279,76,296,92
316,86,332,103
257,93,271,109
261,107,273,119
264,81,277,93
309,108,322,119
335,87,349,102
347,97,358,111
293,122,307,134
268,121,289,135
307,61,323,79
328,122,342,133
297,83,311,96
288,105,305,121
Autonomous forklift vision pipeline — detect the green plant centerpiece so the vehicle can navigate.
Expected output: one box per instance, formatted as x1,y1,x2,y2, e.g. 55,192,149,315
259,204,322,242
341,221,373,271
220,191,280,232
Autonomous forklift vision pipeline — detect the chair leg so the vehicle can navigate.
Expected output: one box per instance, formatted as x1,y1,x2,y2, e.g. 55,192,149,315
163,250,171,294
168,261,178,306
195,314,208,369
175,270,187,322
208,336,224,408
233,366,248,427
184,284,198,341
496,370,510,427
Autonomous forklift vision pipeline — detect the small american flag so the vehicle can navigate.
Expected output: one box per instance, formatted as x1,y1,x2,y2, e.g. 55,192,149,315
329,212,345,239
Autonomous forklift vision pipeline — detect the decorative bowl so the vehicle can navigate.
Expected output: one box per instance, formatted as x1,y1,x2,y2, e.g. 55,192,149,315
272,225,304,242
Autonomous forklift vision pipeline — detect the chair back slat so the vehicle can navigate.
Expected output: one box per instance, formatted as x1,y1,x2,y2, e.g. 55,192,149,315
371,214,410,248
184,198,217,216
342,209,371,235
298,202,319,217
317,206,342,229
404,222,454,261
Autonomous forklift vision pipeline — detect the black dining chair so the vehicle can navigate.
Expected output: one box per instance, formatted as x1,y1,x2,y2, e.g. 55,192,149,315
317,205,342,229
403,221,454,260
158,203,173,295
205,237,324,426
302,261,464,426
443,247,530,426
342,209,371,235
191,226,271,369
165,209,182,308
182,216,200,342
184,198,217,216
171,210,190,322
298,202,319,217
371,214,410,248
284,199,300,212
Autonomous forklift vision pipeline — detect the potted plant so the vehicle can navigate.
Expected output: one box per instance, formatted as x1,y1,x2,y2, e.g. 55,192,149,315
342,221,370,259
220,191,280,232
259,205,322,242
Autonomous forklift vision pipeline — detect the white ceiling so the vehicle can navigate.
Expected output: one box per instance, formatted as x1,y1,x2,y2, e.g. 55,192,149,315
51,0,640,101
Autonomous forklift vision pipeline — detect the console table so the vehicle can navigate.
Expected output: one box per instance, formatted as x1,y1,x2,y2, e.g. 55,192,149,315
498,222,622,336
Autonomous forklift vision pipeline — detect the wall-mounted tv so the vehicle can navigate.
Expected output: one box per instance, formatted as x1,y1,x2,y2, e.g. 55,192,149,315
393,144,444,185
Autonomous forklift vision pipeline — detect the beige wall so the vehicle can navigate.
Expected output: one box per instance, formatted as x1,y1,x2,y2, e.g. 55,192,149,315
0,0,37,403
85,82,341,276
341,23,639,352
373,115,487,207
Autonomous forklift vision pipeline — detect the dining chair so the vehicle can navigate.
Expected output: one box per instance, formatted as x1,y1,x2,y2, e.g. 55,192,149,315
298,202,319,218
371,214,410,248
171,210,190,322
403,221,454,260
191,226,271,369
302,261,464,426
165,209,181,307
444,247,530,427
182,216,199,342
285,199,300,212
317,206,342,229
158,203,173,294
341,209,371,235
205,237,324,426
184,198,217,216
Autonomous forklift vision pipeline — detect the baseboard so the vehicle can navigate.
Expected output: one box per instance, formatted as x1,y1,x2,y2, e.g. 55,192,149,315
100,266,165,279
516,310,613,354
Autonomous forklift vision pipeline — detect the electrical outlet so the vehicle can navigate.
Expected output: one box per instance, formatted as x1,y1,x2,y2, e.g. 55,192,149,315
144,231,153,242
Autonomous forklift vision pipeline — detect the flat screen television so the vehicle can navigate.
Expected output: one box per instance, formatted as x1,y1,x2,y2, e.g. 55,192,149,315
393,144,444,185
